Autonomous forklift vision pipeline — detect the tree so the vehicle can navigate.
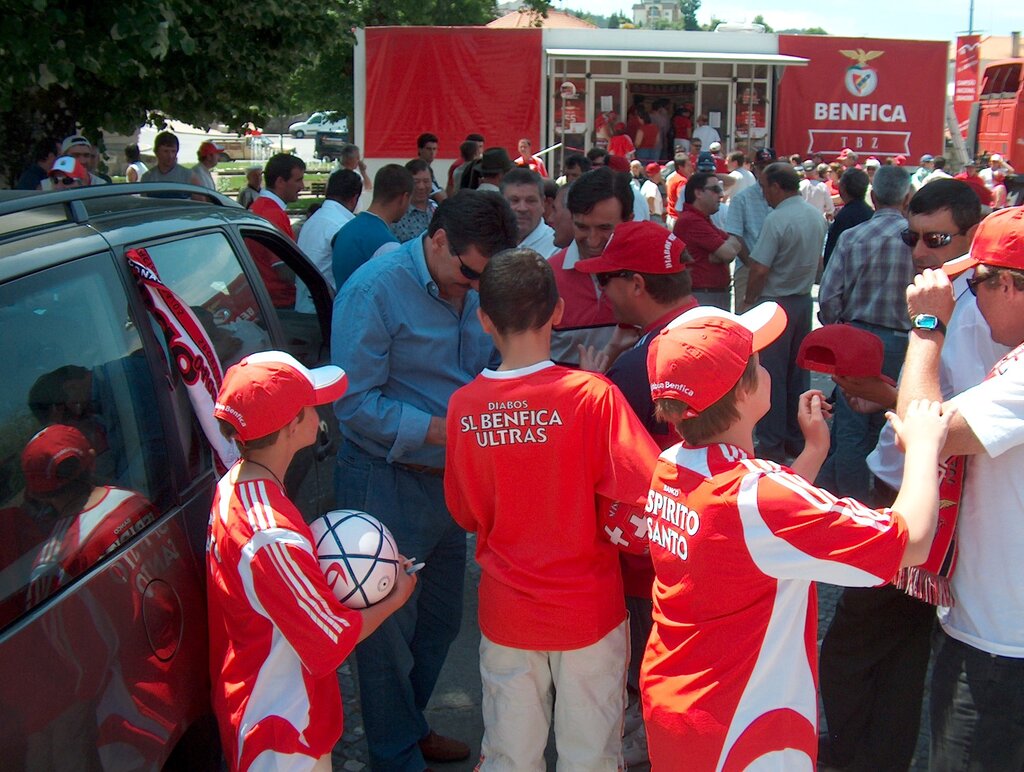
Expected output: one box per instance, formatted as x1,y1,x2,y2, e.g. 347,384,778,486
679,0,701,31
752,14,774,32
0,0,551,185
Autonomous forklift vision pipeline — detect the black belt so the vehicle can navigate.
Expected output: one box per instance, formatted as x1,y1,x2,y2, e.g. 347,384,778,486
394,462,444,478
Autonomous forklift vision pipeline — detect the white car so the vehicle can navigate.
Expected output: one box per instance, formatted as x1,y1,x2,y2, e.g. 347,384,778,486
288,112,348,138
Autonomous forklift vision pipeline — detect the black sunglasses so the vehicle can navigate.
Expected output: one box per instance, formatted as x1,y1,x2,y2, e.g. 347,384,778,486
966,272,992,296
50,176,77,185
596,270,634,287
455,252,482,281
900,229,965,248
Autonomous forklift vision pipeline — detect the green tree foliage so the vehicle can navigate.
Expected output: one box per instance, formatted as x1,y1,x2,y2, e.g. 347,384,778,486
752,14,773,32
679,0,701,31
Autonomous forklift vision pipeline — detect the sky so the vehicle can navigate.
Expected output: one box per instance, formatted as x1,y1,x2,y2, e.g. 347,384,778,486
552,0,1024,41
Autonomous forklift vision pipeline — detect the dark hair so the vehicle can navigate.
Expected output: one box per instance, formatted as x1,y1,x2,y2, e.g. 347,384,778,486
217,411,305,452
761,162,800,192
908,179,982,233
326,168,362,200
28,365,91,424
153,131,179,150
417,132,438,149
405,158,430,175
684,172,717,204
479,248,559,334
564,153,591,173
466,133,485,143
654,355,759,445
727,151,745,165
839,168,869,201
932,156,947,170
124,143,141,163
264,153,305,189
339,144,360,165
459,140,477,162
428,190,518,258
371,164,414,204
586,147,609,164
33,138,58,162
640,270,692,305
501,167,543,196
566,167,633,220
542,179,558,202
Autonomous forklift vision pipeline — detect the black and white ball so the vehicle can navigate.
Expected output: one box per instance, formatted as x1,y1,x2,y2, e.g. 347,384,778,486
310,510,401,608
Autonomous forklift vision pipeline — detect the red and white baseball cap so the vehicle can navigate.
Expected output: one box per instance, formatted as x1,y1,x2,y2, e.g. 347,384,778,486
647,303,787,417
21,424,95,494
214,351,347,442
198,140,225,158
49,155,89,183
797,324,896,385
941,206,1024,277
574,220,688,275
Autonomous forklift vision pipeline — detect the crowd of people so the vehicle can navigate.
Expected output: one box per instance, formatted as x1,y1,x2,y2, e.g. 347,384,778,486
13,124,1024,772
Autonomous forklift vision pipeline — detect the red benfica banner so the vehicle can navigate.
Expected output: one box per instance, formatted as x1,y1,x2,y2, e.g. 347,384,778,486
126,248,239,472
776,36,947,160
954,35,982,137
364,27,542,159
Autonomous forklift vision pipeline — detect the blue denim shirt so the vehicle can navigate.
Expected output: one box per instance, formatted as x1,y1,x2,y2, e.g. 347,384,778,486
331,236,495,466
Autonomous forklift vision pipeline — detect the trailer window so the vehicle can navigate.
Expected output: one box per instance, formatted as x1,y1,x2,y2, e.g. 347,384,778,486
628,61,660,74
664,62,697,75
552,59,586,75
590,60,622,75
981,64,1022,97
702,62,733,79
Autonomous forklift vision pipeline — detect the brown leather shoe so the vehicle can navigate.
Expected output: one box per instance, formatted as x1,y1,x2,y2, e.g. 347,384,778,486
418,730,470,762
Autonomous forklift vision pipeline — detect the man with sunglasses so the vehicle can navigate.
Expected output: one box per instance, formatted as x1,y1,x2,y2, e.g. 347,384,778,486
331,190,518,771
46,156,90,189
895,206,1024,770
818,179,1008,772
674,171,749,311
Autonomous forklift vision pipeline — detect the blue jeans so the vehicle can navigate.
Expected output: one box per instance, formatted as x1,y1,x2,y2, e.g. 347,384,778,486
816,322,908,501
336,440,467,771
636,148,659,162
930,631,1024,771
755,294,812,461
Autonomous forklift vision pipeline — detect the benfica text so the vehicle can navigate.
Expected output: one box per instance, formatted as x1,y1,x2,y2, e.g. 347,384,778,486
459,400,563,447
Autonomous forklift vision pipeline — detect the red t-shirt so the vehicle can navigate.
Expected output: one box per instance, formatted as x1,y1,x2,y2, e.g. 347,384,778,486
549,245,618,365
445,362,659,650
674,203,730,290
249,195,297,308
665,173,687,217
608,134,636,158
637,123,659,150
207,474,363,771
673,116,693,141
641,444,906,769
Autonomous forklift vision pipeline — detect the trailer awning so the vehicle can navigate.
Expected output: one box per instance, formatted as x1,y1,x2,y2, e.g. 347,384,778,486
545,48,809,66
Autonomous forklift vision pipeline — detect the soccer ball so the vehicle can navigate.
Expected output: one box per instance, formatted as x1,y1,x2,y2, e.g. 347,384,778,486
310,510,401,609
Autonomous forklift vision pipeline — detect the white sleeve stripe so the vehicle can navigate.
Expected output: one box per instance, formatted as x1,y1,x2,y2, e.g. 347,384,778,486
264,541,342,644
768,471,893,532
267,540,346,638
254,481,278,528
269,538,350,635
237,482,266,531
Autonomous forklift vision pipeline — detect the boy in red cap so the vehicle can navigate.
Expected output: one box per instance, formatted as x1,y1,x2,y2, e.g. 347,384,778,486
208,351,416,772
445,249,659,770
639,304,953,769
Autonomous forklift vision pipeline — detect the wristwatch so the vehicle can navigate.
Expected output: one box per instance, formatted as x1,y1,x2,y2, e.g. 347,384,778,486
912,313,946,336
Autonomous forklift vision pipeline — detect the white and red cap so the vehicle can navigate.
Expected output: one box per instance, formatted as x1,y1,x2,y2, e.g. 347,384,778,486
942,206,1024,277
21,424,95,494
198,140,225,158
49,155,89,182
214,351,347,442
647,303,787,417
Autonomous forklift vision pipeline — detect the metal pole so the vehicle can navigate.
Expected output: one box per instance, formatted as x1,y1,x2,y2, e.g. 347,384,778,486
969,0,974,35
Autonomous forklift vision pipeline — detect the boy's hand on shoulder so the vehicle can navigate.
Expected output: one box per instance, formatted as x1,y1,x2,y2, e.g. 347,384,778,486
797,390,831,452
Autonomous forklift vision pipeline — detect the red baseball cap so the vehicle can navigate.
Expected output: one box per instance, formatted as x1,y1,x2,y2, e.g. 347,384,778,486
49,155,89,182
645,162,662,175
797,325,896,385
214,351,348,442
941,206,1024,277
21,424,95,494
198,140,225,158
647,303,788,417
894,154,908,166
574,220,688,275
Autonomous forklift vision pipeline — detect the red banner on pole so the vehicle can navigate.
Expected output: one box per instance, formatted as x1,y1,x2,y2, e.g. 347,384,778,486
775,36,947,161
954,35,982,138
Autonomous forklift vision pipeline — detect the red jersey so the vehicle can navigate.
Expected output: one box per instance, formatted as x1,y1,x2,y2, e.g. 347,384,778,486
515,155,549,178
549,244,618,365
249,195,297,308
445,361,659,650
674,203,730,290
207,473,363,771
641,443,907,770
665,173,687,221
608,134,636,158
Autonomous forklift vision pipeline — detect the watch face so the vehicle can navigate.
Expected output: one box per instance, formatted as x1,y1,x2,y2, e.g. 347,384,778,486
914,314,938,330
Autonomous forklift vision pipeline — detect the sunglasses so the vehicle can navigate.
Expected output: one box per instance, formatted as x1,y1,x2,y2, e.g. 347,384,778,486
596,270,634,287
900,229,965,248
50,176,78,185
966,272,993,296
703,185,724,195
455,252,482,281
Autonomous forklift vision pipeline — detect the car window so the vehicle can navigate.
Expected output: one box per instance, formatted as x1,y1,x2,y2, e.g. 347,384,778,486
142,231,273,369
0,254,170,626
309,114,324,125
